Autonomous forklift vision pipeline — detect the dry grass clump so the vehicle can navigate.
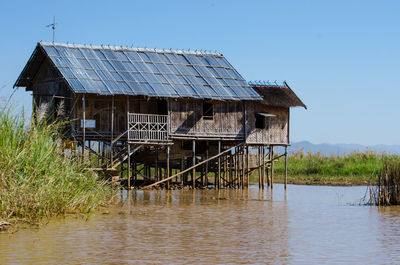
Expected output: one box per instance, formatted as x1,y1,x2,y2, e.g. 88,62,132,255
370,159,400,205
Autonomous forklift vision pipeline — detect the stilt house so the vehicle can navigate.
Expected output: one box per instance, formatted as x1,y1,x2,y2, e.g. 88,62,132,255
14,42,306,189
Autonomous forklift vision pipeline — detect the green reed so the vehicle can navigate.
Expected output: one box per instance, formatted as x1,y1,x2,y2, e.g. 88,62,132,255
0,108,115,223
271,149,392,185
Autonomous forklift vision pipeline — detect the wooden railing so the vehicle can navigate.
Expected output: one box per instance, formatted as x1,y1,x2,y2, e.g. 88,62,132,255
127,113,169,142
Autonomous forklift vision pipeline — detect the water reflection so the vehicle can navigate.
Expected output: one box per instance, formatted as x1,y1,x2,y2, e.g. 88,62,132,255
1,185,400,264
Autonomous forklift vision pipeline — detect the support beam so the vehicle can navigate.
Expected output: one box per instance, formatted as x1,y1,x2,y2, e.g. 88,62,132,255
205,142,209,187
192,140,196,189
258,147,261,189
110,96,115,167
284,146,288,190
167,145,170,189
155,147,159,182
261,145,265,189
246,144,249,188
218,141,221,189
126,97,130,190
180,157,184,186
271,146,274,189
127,142,131,189
82,95,86,159
241,145,245,189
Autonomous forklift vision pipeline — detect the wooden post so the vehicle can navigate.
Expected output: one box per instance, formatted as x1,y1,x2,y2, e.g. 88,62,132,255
266,147,270,187
229,154,233,188
167,145,170,189
224,153,228,188
261,145,265,189
97,141,101,167
234,149,238,188
127,142,131,189
101,141,106,167
205,142,209,187
192,140,196,189
180,157,184,186
258,147,262,189
246,144,249,188
218,141,221,189
82,95,85,159
271,146,274,189
155,147,159,181
110,96,114,167
126,97,130,189
241,145,245,189
284,145,288,190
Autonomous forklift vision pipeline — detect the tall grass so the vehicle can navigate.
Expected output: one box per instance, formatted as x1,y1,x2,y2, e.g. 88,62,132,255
371,159,400,205
272,149,391,185
0,108,115,223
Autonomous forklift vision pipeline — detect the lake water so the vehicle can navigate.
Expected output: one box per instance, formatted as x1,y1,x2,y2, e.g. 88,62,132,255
1,184,400,264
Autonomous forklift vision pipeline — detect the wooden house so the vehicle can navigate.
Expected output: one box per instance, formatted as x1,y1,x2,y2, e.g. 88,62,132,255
14,42,306,189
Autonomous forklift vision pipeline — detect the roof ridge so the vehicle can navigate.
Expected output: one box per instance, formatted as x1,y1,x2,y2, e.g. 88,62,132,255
248,80,287,87
39,41,223,57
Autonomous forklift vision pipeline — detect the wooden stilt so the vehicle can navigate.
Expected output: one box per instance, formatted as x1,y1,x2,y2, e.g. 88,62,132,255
126,97,130,189
155,147,159,181
205,143,209,187
229,154,233,188
271,146,274,189
258,147,262,189
167,145,170,189
218,141,221,189
241,145,245,189
266,148,270,187
127,143,131,189
201,166,205,187
246,144,249,188
97,141,101,167
234,149,238,188
180,157,184,186
110,96,114,167
82,95,86,159
192,140,196,189
262,145,265,189
224,153,228,188
284,145,288,190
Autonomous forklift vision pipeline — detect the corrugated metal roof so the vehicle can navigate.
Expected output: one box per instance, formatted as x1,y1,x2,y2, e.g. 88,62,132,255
249,81,307,109
21,42,261,100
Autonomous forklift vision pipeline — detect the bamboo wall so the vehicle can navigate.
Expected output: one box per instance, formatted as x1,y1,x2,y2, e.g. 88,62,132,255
169,100,244,139
245,103,289,145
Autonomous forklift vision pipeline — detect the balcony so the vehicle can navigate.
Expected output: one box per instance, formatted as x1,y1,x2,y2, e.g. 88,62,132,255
127,113,169,142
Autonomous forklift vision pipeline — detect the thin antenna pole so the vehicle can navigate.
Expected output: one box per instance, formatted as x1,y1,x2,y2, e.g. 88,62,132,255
52,16,55,43
46,16,57,44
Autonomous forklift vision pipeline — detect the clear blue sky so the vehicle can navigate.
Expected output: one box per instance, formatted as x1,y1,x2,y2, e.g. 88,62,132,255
1,0,399,145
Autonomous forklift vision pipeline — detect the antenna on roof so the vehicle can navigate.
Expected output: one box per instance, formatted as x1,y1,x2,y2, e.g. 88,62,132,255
46,16,57,44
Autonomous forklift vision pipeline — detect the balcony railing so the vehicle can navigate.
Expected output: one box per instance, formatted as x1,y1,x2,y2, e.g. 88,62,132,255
127,113,169,142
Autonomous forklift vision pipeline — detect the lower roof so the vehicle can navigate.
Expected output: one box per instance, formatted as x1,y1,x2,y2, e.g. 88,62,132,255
249,81,307,109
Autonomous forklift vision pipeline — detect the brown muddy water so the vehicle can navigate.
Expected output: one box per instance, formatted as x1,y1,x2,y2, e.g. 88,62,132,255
1,184,400,264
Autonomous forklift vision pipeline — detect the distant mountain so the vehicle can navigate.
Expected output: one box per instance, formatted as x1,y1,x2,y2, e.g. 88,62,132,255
287,141,400,156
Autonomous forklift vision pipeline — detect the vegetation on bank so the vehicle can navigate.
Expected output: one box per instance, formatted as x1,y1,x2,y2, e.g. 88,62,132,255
370,159,400,205
0,108,115,226
266,150,398,185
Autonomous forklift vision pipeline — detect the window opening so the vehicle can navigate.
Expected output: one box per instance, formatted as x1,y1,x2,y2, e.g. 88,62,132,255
203,102,213,120
255,113,266,129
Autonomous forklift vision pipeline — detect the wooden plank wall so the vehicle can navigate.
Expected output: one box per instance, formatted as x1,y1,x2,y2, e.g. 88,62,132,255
169,100,244,139
245,103,289,145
